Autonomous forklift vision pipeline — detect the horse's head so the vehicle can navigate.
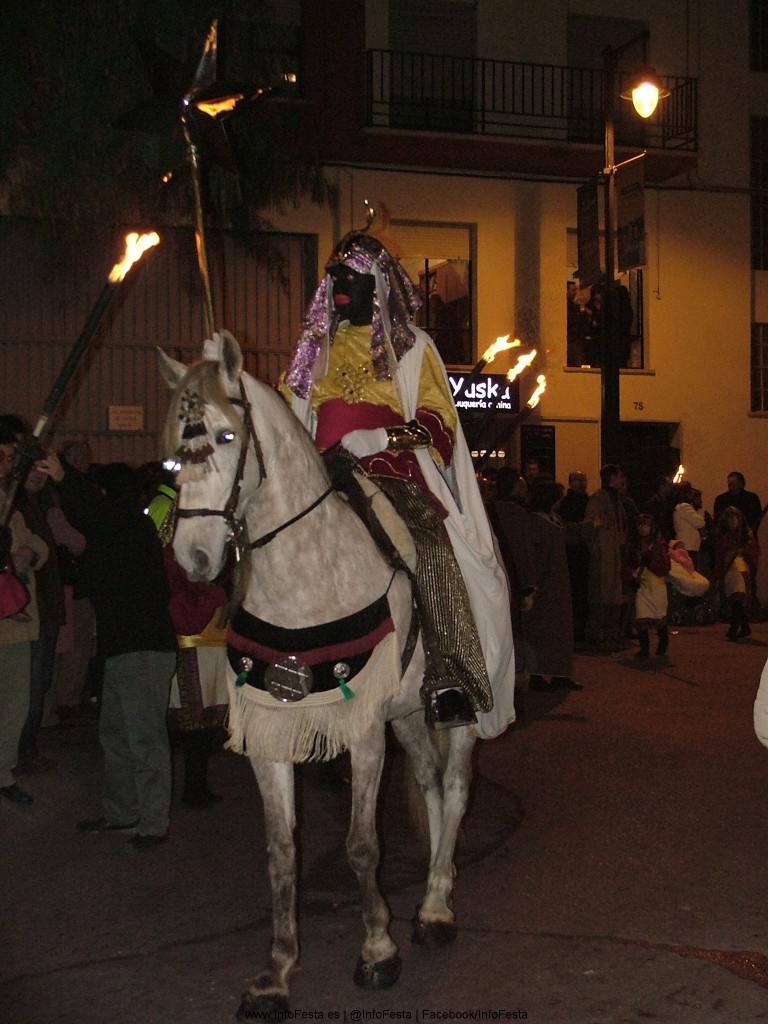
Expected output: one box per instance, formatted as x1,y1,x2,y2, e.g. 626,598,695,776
159,331,264,582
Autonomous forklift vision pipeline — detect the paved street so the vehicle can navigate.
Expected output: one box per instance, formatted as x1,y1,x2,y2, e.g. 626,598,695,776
4,620,768,1024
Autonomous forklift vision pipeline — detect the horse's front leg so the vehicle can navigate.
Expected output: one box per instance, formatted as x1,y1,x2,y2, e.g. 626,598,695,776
413,724,476,946
237,758,297,1021
348,723,402,990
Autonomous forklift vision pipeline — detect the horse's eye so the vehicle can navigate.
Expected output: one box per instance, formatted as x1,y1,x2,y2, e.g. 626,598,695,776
216,429,236,445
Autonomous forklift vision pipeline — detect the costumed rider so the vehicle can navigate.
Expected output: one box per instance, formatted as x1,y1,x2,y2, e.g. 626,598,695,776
146,470,230,808
279,232,515,737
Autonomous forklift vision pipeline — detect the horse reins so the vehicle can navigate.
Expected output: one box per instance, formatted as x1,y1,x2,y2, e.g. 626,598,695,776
175,377,332,556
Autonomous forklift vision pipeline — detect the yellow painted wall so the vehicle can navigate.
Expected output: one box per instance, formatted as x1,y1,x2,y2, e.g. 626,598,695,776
276,0,767,511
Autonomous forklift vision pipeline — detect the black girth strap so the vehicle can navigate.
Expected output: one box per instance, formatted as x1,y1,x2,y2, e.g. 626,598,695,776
249,486,334,550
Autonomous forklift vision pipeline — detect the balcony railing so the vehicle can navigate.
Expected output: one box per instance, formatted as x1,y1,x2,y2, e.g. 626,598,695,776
367,50,697,153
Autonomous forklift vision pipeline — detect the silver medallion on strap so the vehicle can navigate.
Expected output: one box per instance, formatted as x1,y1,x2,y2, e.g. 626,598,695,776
265,656,314,702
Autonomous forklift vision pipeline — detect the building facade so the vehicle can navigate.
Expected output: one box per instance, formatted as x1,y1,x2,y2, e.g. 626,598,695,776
1,0,764,515
265,0,762,511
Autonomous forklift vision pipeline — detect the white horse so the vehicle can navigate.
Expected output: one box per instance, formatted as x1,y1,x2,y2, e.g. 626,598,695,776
159,332,477,1021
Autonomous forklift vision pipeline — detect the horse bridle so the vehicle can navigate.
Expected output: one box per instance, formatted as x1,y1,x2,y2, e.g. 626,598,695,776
175,377,332,558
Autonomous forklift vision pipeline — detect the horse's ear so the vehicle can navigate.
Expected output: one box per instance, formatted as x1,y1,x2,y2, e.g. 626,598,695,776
217,330,243,381
157,348,187,390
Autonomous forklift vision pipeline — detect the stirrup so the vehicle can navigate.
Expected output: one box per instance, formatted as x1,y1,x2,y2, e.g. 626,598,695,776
423,684,477,730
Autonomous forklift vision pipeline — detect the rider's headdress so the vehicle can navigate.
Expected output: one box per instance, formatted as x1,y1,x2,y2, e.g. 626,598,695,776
283,233,421,399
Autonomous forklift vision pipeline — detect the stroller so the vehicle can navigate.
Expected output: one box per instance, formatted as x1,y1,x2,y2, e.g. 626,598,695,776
666,550,717,626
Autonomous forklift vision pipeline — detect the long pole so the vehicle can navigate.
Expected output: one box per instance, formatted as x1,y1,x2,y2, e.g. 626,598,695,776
601,47,620,467
0,232,159,525
185,133,216,338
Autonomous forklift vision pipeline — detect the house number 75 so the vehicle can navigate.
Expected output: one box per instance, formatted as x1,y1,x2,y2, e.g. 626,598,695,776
634,401,644,411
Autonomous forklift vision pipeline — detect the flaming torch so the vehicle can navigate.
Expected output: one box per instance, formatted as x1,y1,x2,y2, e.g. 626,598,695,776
507,348,537,384
30,232,160,441
526,374,547,410
464,335,519,391
469,348,538,450
1,232,160,524
476,374,548,471
673,464,685,484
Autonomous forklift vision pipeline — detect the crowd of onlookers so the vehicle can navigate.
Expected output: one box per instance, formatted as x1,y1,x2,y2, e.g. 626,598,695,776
480,459,764,693
0,416,227,848
3,401,764,822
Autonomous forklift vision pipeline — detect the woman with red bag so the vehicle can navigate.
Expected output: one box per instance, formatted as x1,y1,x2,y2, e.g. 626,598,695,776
0,422,49,804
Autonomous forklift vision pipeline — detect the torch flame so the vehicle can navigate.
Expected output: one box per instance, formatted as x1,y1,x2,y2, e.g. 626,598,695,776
108,232,161,284
481,335,520,364
673,464,685,484
526,375,547,409
195,94,243,117
506,349,537,384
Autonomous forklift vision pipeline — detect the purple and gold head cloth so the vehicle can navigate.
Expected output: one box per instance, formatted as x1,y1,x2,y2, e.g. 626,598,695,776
283,234,421,399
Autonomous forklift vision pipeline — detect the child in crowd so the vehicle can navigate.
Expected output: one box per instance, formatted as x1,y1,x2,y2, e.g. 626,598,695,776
714,506,759,640
632,513,671,657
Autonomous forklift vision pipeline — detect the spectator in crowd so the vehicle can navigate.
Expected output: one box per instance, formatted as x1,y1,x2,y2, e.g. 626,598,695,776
672,481,707,570
16,464,85,774
582,283,603,367
616,282,634,368
558,470,593,645
713,472,763,531
584,464,628,650
631,513,671,658
59,440,94,480
36,453,177,849
713,473,763,615
617,470,640,639
642,473,676,542
522,479,582,692
566,281,589,367
713,505,759,641
489,467,537,646
146,470,230,809
0,421,49,805
523,458,542,489
52,440,98,720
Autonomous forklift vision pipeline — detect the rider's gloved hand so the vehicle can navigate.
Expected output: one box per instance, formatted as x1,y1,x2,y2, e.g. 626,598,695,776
340,428,388,459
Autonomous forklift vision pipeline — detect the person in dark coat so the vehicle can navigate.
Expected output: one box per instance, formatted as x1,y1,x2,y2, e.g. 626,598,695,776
520,480,582,693
36,454,177,850
713,472,763,531
558,470,593,645
488,467,537,644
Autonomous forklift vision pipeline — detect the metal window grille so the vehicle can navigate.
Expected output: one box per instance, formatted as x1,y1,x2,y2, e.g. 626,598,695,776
751,322,768,412
750,116,768,269
412,258,473,366
751,0,768,73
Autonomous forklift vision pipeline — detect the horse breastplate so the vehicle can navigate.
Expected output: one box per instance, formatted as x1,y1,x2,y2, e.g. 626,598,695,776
228,596,394,701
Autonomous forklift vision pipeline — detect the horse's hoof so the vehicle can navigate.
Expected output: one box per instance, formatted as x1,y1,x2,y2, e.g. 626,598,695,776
411,913,457,947
353,954,402,989
237,990,290,1022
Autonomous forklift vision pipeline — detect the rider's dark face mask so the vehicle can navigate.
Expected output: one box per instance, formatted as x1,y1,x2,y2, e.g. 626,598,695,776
328,264,375,326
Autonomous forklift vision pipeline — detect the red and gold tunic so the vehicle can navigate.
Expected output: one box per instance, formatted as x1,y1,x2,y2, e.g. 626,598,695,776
305,323,457,515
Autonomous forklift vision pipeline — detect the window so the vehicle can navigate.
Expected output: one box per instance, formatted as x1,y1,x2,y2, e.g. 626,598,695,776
410,258,472,365
751,323,768,412
566,232,645,368
392,222,475,367
751,0,768,72
751,117,768,269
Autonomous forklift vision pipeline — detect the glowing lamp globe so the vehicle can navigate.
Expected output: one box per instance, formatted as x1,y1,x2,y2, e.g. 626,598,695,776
620,68,671,119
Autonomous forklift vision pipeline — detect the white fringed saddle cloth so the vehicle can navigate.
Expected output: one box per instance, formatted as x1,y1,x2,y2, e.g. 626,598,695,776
225,597,401,761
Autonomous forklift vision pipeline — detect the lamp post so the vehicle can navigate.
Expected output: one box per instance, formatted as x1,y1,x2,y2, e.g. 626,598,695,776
600,34,669,466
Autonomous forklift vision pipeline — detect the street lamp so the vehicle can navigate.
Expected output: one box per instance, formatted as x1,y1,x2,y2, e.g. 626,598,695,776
600,35,668,466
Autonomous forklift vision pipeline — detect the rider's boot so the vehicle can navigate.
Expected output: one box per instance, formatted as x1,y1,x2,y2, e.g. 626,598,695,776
424,684,477,730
